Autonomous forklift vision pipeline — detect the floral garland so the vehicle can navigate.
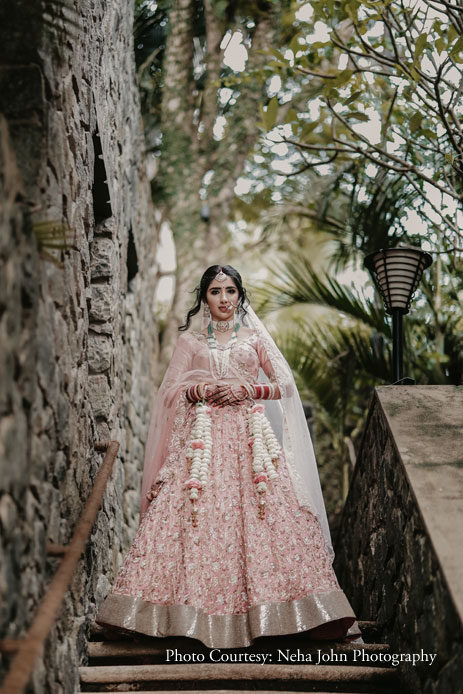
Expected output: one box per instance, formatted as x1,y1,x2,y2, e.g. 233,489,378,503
247,404,281,519
185,401,212,526
184,399,281,525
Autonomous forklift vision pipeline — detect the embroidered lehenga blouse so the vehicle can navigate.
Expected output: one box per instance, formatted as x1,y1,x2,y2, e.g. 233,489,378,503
96,330,361,647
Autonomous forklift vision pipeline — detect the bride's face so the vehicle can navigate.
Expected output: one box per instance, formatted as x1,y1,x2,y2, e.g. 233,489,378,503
206,276,239,323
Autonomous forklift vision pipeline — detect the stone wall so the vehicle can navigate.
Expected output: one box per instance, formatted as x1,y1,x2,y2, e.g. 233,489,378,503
334,386,463,694
0,2,159,691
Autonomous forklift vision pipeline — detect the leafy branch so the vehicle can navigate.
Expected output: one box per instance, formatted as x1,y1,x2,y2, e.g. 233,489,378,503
260,0,463,250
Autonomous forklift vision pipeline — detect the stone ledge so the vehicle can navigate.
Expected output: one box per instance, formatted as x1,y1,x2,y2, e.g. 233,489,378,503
334,385,463,694
376,385,463,623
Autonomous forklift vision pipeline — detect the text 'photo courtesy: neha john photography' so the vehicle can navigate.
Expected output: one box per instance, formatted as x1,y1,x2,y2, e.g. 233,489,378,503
165,647,438,667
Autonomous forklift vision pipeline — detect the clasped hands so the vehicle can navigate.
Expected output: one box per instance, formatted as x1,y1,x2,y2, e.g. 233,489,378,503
186,381,278,405
186,381,254,406
205,382,249,407
186,381,250,406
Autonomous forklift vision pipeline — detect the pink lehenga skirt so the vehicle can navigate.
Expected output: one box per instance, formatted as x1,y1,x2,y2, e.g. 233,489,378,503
96,402,360,648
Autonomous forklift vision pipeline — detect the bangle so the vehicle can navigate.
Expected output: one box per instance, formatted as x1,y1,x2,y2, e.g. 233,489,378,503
246,383,278,400
244,384,254,399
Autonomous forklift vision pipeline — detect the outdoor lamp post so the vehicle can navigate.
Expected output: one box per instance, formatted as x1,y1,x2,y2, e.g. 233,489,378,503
364,246,433,385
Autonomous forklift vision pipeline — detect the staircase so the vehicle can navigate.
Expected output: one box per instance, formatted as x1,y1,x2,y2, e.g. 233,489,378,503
79,621,406,693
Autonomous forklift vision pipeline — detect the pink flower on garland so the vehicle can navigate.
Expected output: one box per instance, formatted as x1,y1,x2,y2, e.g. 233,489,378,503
247,436,255,449
251,404,265,414
191,440,205,450
253,473,268,484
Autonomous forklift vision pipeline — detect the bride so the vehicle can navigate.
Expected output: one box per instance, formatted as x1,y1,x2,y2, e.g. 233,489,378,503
96,264,361,647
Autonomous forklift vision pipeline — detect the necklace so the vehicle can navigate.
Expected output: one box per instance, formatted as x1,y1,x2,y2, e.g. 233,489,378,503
211,314,235,332
207,322,240,378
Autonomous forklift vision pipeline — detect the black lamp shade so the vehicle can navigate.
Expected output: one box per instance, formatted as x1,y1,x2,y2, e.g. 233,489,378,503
364,246,433,315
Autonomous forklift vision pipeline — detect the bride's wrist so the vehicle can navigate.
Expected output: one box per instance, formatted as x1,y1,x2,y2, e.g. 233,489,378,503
186,383,209,402
230,385,247,401
247,383,277,400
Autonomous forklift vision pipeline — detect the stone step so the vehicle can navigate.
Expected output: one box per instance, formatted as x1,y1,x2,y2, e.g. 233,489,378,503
89,620,383,646
79,662,399,692
90,620,380,640
83,691,392,694
355,621,383,643
87,638,391,661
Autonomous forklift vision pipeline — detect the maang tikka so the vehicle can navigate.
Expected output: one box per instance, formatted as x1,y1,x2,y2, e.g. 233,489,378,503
215,266,227,281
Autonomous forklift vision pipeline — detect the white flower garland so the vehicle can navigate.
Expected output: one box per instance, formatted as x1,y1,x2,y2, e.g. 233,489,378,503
185,402,213,526
247,404,281,519
184,401,281,525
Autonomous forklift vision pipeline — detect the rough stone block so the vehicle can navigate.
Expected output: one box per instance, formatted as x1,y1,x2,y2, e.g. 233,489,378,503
0,3,159,692
0,411,28,491
89,284,113,322
88,334,112,373
0,66,44,120
91,239,116,280
94,218,117,236
88,374,111,419
0,494,18,535
335,387,463,694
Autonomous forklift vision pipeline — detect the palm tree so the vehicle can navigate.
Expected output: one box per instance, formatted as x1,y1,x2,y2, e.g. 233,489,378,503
255,246,463,519
256,255,392,505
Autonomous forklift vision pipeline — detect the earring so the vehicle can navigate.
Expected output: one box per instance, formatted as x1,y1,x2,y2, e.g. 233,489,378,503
201,302,211,330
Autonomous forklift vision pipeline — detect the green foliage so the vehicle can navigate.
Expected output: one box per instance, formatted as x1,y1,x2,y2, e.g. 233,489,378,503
281,319,388,433
256,255,391,335
32,220,71,265
133,0,170,154
323,169,422,270
258,0,463,248
260,95,279,130
255,244,463,510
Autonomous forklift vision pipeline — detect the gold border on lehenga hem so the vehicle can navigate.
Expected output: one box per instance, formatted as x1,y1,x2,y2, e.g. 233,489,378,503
95,589,360,649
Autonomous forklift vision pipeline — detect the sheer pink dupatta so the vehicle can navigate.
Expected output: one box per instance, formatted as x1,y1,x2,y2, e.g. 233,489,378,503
139,313,334,563
139,333,208,521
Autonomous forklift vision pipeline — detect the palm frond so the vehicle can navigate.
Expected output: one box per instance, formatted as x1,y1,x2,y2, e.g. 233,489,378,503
287,320,390,386
33,220,72,265
318,170,417,272
272,317,391,440
256,256,391,337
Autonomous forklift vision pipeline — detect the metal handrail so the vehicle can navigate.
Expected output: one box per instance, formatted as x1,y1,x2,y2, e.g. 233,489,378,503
0,440,120,694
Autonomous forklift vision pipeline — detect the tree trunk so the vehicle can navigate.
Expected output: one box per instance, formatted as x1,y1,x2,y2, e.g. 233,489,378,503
158,2,279,370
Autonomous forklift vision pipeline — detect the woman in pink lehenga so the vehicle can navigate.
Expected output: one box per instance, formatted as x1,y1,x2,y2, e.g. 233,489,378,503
96,264,361,648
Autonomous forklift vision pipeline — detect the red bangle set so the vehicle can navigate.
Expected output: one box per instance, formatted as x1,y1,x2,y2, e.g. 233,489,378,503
186,383,208,403
186,382,278,403
244,383,277,400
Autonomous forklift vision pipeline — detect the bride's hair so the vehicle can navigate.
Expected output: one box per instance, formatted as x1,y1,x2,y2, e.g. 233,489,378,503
178,265,249,331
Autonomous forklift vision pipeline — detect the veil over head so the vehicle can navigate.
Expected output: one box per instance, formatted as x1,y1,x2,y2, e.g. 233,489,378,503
140,297,334,562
